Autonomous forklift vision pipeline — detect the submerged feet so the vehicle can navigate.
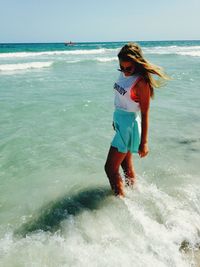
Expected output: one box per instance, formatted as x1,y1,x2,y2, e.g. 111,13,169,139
125,176,136,187
110,175,125,197
104,147,136,197
107,173,136,197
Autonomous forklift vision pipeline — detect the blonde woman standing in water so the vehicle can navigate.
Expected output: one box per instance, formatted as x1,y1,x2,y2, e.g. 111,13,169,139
105,43,169,197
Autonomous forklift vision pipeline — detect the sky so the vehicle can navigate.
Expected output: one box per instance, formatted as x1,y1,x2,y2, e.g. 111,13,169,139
0,0,199,43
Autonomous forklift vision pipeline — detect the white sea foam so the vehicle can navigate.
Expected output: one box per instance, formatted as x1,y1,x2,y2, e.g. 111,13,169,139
65,57,117,64
144,45,200,57
1,177,200,267
1,45,200,60
96,57,117,62
0,49,110,59
0,61,53,71
178,51,200,57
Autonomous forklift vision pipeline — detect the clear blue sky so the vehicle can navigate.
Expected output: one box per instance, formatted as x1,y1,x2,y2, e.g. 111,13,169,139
0,0,199,43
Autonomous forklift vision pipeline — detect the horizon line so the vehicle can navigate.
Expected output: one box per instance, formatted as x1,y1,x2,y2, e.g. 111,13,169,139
0,39,200,45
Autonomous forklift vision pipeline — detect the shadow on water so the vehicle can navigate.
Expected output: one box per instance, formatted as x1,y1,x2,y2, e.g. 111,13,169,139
178,138,200,145
177,137,200,152
15,186,111,237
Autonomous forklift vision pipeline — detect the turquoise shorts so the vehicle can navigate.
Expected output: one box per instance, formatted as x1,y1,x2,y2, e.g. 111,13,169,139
111,109,141,154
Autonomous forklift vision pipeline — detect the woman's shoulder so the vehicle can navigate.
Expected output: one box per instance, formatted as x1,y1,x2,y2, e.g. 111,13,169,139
135,76,149,89
134,77,151,98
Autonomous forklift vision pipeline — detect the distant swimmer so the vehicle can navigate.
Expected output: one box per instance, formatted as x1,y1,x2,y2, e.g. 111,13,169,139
64,41,75,46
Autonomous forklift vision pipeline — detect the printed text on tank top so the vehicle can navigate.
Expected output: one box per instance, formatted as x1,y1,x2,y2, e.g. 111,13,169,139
114,75,142,102
113,73,142,113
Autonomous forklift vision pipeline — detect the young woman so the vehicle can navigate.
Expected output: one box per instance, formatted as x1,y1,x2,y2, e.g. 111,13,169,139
104,42,169,197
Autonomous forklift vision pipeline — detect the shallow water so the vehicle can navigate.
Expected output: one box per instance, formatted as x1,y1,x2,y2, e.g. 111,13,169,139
0,41,200,266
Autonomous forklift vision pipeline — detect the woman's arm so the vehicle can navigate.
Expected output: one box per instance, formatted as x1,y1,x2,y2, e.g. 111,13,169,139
135,79,151,158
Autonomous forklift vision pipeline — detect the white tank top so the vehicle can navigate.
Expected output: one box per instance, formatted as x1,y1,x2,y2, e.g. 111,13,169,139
114,73,141,112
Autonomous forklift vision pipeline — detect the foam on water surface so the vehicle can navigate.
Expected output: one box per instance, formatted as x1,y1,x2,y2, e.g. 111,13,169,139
1,178,200,267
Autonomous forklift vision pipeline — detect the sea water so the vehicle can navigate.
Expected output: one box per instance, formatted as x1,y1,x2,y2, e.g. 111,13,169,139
0,40,200,267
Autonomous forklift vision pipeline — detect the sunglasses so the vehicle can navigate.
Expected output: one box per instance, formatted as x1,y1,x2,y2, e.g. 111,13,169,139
118,65,134,73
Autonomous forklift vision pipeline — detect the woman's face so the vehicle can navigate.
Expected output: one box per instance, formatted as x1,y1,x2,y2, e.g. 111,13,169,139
119,60,136,77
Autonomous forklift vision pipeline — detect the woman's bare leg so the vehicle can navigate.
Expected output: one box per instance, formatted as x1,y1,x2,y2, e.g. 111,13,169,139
104,146,127,197
121,151,136,186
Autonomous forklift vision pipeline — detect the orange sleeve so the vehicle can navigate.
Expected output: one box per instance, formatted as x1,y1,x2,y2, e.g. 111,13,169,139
130,77,143,102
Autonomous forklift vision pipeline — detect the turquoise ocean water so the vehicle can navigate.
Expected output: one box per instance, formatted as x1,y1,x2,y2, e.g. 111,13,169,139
0,40,200,266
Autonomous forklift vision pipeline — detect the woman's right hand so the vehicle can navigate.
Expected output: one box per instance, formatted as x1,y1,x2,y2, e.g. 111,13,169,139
138,143,149,158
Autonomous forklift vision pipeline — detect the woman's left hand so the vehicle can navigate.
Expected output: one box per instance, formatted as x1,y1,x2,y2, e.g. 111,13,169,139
138,143,149,158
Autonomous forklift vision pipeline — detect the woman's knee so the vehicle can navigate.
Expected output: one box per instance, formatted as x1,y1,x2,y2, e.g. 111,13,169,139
105,146,126,177
104,161,118,178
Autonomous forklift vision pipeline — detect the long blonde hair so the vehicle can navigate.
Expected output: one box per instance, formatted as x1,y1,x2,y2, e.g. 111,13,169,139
118,42,169,98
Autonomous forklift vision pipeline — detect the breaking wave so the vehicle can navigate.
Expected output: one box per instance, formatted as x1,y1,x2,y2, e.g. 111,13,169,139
0,61,53,71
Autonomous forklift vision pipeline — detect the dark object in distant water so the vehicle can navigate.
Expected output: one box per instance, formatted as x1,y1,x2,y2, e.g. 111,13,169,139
64,41,75,46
